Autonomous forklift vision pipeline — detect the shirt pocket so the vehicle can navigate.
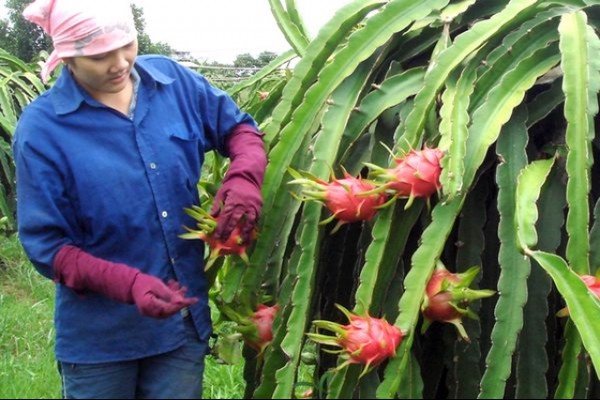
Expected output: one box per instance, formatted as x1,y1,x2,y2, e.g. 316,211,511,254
169,125,202,142
166,124,204,194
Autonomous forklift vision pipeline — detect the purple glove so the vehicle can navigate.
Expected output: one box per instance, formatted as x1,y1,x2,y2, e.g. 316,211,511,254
211,123,267,242
53,245,198,319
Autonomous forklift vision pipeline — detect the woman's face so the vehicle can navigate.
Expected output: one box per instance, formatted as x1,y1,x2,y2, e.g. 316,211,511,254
64,40,138,99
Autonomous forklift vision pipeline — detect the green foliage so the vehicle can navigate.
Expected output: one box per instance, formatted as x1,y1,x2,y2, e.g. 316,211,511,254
234,52,279,69
0,49,46,234
1,0,52,63
0,235,60,398
209,0,600,398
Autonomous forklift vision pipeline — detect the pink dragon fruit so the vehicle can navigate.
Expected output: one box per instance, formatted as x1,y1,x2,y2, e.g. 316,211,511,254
239,304,279,352
179,205,255,270
257,91,270,101
307,304,404,376
557,274,600,317
421,262,494,341
367,147,444,208
581,275,600,297
288,168,388,233
218,302,279,355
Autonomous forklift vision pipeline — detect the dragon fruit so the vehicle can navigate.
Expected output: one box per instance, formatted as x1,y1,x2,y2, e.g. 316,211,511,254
288,168,389,233
366,147,444,208
179,205,255,270
307,304,404,376
237,304,279,352
581,275,600,297
421,262,494,341
257,91,270,101
217,302,279,355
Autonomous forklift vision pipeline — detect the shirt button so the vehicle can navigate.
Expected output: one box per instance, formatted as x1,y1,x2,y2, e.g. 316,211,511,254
150,163,157,169
161,211,168,218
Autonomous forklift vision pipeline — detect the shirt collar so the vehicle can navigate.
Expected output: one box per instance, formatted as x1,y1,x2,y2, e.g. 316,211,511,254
127,67,141,119
50,58,175,116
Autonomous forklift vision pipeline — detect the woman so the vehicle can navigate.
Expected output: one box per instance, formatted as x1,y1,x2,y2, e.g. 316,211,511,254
13,0,267,398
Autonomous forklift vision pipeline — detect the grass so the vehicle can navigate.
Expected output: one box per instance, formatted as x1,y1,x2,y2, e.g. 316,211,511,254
0,234,58,398
0,234,246,399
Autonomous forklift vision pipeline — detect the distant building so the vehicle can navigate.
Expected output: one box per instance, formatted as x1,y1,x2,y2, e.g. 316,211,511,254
171,50,199,69
178,60,200,69
171,50,193,62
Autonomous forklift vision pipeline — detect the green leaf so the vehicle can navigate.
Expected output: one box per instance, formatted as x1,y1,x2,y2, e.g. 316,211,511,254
516,167,565,399
337,67,425,166
560,10,600,274
464,43,560,190
478,107,530,399
285,0,309,38
354,202,423,316
526,77,564,127
527,251,600,377
268,0,309,56
438,53,479,199
402,0,540,152
554,322,588,399
263,0,387,143
515,157,556,251
470,8,564,111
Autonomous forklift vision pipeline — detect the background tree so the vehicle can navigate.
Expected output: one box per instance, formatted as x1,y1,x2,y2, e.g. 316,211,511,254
0,18,14,55
130,3,173,56
1,0,51,62
233,51,278,69
256,51,278,67
196,51,281,90
230,51,279,80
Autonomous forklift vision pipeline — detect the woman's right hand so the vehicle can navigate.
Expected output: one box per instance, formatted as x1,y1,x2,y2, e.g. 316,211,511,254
130,275,198,318
54,244,198,318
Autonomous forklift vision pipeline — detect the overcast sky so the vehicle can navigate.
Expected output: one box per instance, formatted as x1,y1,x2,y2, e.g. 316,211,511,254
131,0,354,63
0,0,353,63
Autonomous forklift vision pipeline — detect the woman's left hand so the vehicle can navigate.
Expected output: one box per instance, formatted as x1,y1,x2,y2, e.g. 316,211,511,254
211,177,261,242
210,124,267,243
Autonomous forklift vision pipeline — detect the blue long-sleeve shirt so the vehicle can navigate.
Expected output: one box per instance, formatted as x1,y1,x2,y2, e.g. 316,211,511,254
13,55,257,363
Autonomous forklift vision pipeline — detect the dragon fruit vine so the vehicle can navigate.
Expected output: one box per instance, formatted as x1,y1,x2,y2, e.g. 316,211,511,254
307,304,405,377
287,168,389,233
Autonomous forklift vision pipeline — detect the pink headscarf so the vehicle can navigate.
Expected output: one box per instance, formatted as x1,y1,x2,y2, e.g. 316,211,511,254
23,0,137,83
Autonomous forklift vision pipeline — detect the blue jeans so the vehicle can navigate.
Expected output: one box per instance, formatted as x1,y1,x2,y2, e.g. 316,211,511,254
58,316,208,399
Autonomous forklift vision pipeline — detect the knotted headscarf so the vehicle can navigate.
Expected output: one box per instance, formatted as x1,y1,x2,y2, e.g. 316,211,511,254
23,0,137,83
